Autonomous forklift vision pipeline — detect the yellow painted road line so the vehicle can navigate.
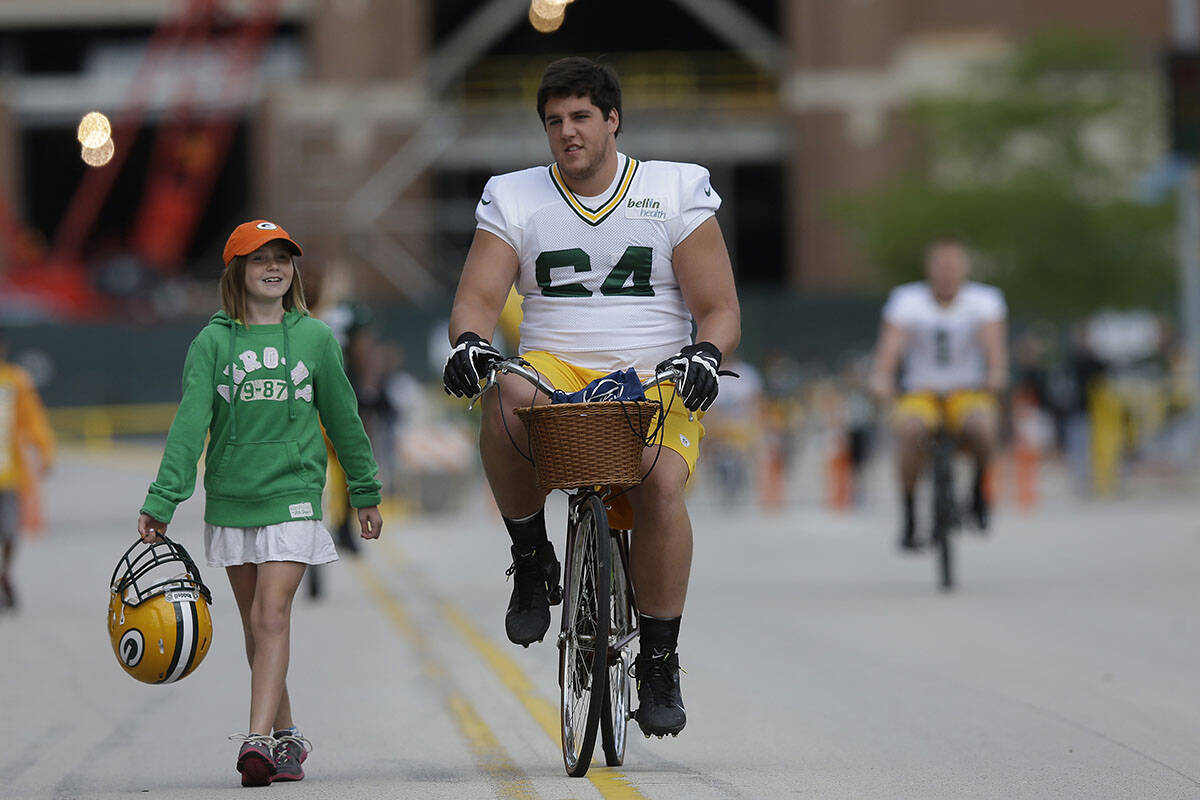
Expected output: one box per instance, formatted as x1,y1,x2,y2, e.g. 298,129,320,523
380,539,650,800
441,603,651,800
352,560,539,800
442,602,561,739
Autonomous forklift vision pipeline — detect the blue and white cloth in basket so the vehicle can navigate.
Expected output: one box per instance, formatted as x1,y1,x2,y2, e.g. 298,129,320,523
550,368,646,404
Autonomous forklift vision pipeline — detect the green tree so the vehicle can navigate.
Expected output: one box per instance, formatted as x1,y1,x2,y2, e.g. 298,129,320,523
842,30,1175,318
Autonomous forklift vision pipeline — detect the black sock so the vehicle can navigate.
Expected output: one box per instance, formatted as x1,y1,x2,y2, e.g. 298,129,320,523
503,508,547,550
903,492,915,521
973,467,985,500
640,614,681,657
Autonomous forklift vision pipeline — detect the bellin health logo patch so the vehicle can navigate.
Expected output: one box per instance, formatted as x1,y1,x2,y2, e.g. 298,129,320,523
625,196,667,220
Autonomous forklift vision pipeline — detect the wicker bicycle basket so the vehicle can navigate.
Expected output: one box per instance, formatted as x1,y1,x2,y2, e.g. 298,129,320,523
512,400,661,490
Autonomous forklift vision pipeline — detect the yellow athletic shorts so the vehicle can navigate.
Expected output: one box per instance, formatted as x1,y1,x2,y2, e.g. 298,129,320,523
893,390,996,433
519,351,705,530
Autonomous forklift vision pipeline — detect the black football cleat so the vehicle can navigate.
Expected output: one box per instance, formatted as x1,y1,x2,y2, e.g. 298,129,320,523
504,542,561,646
632,649,687,738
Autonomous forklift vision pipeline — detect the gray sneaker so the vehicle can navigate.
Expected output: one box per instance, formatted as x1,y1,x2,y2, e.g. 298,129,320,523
230,734,276,787
272,732,311,782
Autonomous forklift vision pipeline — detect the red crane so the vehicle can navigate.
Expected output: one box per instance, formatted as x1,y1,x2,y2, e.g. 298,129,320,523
0,0,283,318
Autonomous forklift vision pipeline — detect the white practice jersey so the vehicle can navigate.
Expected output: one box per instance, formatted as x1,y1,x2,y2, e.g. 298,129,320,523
882,281,1006,393
475,153,720,373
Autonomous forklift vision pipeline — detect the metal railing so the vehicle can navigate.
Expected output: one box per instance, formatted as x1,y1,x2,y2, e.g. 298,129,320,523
456,51,779,111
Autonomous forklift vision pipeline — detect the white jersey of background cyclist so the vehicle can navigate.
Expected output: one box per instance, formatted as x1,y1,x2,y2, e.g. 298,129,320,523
882,281,1006,394
475,152,719,374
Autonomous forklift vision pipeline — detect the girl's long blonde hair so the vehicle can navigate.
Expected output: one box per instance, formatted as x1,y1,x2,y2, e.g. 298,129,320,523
219,253,309,324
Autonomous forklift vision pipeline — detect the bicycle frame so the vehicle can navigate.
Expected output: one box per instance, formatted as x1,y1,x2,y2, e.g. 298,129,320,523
560,490,639,615
606,528,639,655
927,395,963,591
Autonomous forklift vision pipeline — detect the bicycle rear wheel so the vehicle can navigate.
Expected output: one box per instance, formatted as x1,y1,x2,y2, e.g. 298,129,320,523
600,530,636,766
559,493,611,777
932,433,955,591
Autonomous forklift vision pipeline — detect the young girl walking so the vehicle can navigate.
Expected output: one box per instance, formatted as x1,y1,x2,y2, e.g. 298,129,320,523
137,220,383,787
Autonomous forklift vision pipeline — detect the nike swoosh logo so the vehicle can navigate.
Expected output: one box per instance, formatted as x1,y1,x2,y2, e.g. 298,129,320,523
703,187,711,197
481,199,491,205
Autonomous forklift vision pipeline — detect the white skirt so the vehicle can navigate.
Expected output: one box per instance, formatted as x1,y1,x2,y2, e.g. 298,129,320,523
204,520,339,568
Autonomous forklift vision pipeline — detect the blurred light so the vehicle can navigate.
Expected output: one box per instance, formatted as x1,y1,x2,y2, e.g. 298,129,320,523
81,138,115,167
529,3,565,33
76,111,111,150
531,0,571,13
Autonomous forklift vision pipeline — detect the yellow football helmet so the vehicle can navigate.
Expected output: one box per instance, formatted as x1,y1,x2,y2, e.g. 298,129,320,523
108,535,213,684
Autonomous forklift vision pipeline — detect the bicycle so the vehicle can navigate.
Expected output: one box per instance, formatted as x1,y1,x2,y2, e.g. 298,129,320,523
473,357,681,777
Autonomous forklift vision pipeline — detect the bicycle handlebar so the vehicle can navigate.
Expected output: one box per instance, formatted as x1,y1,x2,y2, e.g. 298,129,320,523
468,357,683,411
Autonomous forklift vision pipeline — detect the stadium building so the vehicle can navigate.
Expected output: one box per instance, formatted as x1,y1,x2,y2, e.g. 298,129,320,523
0,0,1176,313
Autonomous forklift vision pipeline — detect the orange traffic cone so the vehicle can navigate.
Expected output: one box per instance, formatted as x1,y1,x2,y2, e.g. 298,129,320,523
827,439,852,511
1011,388,1040,510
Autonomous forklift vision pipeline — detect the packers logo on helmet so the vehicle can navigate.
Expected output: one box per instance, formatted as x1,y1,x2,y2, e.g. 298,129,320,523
108,535,213,684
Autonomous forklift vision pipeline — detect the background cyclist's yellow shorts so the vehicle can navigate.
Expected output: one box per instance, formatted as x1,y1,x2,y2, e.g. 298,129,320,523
520,351,705,479
893,390,996,433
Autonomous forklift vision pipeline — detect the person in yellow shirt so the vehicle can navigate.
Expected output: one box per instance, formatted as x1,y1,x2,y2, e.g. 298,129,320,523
0,329,55,610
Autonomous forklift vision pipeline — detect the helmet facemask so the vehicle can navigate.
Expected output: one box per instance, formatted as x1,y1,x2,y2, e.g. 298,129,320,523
110,535,212,607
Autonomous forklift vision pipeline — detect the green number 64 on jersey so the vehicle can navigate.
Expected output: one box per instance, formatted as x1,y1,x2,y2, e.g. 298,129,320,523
535,247,655,297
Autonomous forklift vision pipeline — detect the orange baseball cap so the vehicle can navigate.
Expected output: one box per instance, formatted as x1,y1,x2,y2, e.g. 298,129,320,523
222,220,303,266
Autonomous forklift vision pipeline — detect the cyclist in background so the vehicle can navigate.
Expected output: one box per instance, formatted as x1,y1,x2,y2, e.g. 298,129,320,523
442,57,740,738
869,236,1008,549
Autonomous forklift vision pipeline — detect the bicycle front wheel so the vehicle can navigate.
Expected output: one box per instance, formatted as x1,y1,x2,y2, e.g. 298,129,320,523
560,493,611,777
934,519,953,590
601,530,635,766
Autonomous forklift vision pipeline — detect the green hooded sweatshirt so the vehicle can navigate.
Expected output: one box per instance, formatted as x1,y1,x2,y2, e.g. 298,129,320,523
141,309,381,527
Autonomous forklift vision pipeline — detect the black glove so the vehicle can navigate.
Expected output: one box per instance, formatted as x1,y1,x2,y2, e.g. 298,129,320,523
658,341,722,412
443,332,503,398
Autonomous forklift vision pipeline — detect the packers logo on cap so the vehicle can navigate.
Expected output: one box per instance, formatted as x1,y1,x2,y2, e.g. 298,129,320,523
223,219,302,266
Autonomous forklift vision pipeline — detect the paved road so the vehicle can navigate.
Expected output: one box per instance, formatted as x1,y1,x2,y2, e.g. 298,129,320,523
2,444,1199,799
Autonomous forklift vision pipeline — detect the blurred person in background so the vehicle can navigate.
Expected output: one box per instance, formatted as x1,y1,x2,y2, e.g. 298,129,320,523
869,236,1008,549
304,270,365,599
700,356,764,507
840,354,878,507
442,57,740,738
1061,322,1108,494
329,307,388,559
0,328,55,611
307,287,398,598
344,312,399,491
758,348,805,507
